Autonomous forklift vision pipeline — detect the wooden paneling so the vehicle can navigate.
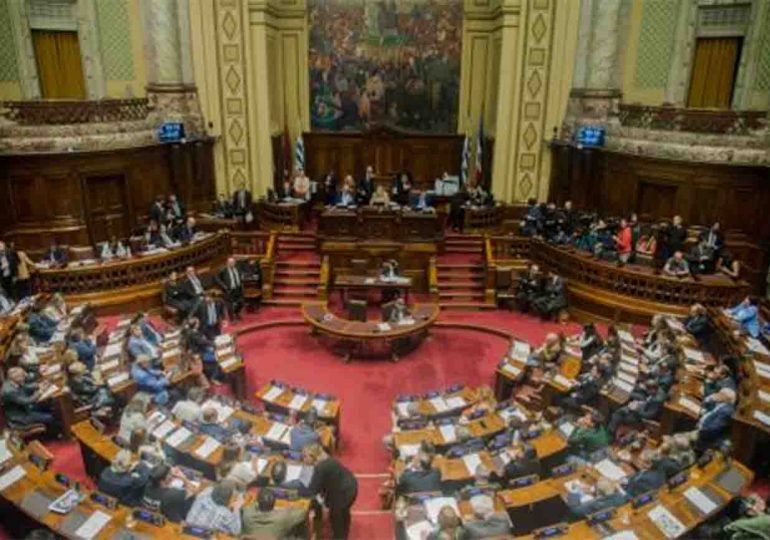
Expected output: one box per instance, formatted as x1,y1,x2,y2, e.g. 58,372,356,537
0,139,216,254
304,125,463,188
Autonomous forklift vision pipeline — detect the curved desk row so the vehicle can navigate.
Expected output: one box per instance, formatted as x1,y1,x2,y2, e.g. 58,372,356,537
302,302,439,362
31,231,271,313
489,236,750,323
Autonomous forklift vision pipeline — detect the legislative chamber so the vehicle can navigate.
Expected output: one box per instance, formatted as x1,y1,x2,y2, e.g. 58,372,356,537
0,1,769,539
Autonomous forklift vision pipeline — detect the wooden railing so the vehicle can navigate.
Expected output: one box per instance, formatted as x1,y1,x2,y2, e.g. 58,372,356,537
318,255,330,301
487,235,531,264
259,232,277,300
428,256,439,302
463,205,503,233
257,200,307,232
230,231,271,256
618,104,766,135
483,236,496,304
1,98,150,125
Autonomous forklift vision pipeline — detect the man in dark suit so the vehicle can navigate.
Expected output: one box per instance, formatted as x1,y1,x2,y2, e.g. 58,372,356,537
197,294,224,339
0,241,18,297
608,380,667,436
41,241,66,267
163,271,192,320
695,387,736,451
232,182,253,222
356,165,376,205
623,450,666,498
305,444,358,539
1,366,55,431
167,194,186,222
181,266,206,309
149,196,167,225
397,452,441,495
665,215,687,260
176,216,197,243
216,257,244,321
501,444,540,487
532,271,566,319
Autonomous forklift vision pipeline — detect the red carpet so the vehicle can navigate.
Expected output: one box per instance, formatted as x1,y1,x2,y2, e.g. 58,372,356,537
10,307,578,539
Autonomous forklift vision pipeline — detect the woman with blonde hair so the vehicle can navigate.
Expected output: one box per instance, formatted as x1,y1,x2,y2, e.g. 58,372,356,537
303,443,358,539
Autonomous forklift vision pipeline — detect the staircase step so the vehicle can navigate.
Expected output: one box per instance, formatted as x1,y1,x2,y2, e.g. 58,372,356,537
275,268,321,277
263,298,305,307
439,301,496,310
438,290,486,300
445,247,482,253
273,288,318,298
438,281,484,289
276,260,320,268
274,277,320,286
436,263,484,270
445,239,484,247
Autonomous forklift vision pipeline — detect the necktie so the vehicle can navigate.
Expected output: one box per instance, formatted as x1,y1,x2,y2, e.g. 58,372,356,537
208,303,216,325
0,295,10,311
192,277,202,294
230,268,239,287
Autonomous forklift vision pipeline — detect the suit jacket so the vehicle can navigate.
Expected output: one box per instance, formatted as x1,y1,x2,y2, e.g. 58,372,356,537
127,335,157,360
503,457,541,486
464,514,511,539
197,300,224,328
624,469,665,498
216,266,244,292
149,203,166,224
28,312,57,342
98,464,151,507
241,505,306,538
1,380,45,425
232,189,253,212
70,339,97,369
397,468,442,494
176,224,196,243
289,424,320,452
181,276,206,300
698,401,734,436
308,457,358,509
567,491,627,518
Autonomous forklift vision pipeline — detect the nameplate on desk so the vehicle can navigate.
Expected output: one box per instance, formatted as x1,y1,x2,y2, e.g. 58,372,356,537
752,409,770,427
288,394,309,411
0,465,26,491
263,385,284,402
107,372,129,387
219,356,238,370
165,427,193,448
264,422,290,443
100,359,120,372
594,458,627,481
533,523,568,538
501,363,522,377
193,436,221,459
73,510,111,539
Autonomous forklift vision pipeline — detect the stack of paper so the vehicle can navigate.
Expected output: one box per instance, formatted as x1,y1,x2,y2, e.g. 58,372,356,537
648,505,686,539
552,374,574,388
439,424,457,443
396,402,412,417
73,510,111,539
618,371,637,385
406,520,433,540
445,396,466,409
214,335,232,347
263,386,284,402
502,363,521,377
758,390,770,404
285,464,303,482
311,398,328,414
265,422,290,442
613,379,635,394
510,341,531,361
194,436,221,459
0,465,26,491
399,444,420,458
747,338,770,356
288,394,309,411
678,397,702,416
683,487,718,515
152,420,176,440
753,410,770,427
219,357,238,370
102,343,122,358
594,459,627,481
429,397,448,413
462,453,483,476
754,362,770,379
0,440,10,465
683,348,705,363
100,358,120,372
107,372,129,387
166,427,193,448
377,323,392,332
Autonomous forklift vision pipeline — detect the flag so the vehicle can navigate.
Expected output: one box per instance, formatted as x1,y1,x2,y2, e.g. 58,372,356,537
475,117,484,185
460,129,471,186
294,131,305,173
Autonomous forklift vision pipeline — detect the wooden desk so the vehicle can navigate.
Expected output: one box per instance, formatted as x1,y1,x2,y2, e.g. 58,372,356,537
333,274,413,303
302,302,439,362
257,200,308,232
318,207,444,243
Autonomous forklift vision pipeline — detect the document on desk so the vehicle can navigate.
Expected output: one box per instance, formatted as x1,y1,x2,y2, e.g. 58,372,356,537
604,532,639,540
406,520,433,540
552,374,574,388
510,341,531,361
100,359,120,372
648,504,686,539
263,385,284,402
613,378,635,394
399,444,420,459
755,361,770,379
193,436,221,459
678,397,702,416
423,497,459,524
444,396,466,409
201,400,234,422
759,390,770,404
152,420,176,440
0,465,26,491
620,353,639,366
214,334,232,347
397,318,416,326
107,372,129,387
285,463,303,483
165,427,193,448
683,347,705,363
747,337,770,356
37,384,59,402
502,363,522,377
429,397,448,413
364,277,376,284
102,343,122,358
594,458,627,481
288,394,309,411
377,322,392,332
265,422,290,442
0,440,10,465
683,486,718,515
219,357,238,370
439,424,457,443
619,362,638,375
73,510,111,539
396,402,412,417
311,398,328,414
162,347,181,358
462,453,483,476
618,329,635,344
753,410,770,427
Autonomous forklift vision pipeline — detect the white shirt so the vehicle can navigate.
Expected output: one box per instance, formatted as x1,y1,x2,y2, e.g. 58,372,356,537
171,400,202,423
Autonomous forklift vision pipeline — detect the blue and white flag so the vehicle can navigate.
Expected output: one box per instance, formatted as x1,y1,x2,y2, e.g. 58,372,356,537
294,132,305,172
460,129,471,186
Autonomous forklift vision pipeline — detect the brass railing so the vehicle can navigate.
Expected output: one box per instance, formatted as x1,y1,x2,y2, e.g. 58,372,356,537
428,256,439,302
618,104,766,135
318,255,330,301
2,98,150,125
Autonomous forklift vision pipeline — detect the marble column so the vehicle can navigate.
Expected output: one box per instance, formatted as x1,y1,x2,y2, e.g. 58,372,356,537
142,0,203,136
562,0,626,137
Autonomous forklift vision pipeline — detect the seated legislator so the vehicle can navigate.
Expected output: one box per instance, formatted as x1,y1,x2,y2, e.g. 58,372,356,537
293,168,312,201
98,449,152,507
130,355,172,405
531,270,566,320
163,271,191,320
175,216,198,244
500,444,541,486
515,264,542,312
607,379,667,437
726,296,760,337
172,386,205,423
684,303,711,342
270,460,310,496
703,364,736,397
27,303,57,343
566,477,627,518
386,298,412,324
118,395,151,442
196,293,225,339
464,494,511,539
694,387,736,451
99,236,130,260
357,166,376,205
241,488,307,538
41,240,67,266
716,248,741,279
622,449,666,498
370,183,391,206
392,171,412,205
290,408,321,451
1,366,55,431
397,452,441,495
67,361,115,416
185,480,244,536
409,189,434,212
199,407,235,442
182,317,220,381
142,464,196,523
336,179,356,206
214,193,233,218
133,312,162,346
663,250,690,277
127,324,159,361
687,239,716,275
216,257,245,321
68,327,97,370
566,410,609,463
0,286,15,315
